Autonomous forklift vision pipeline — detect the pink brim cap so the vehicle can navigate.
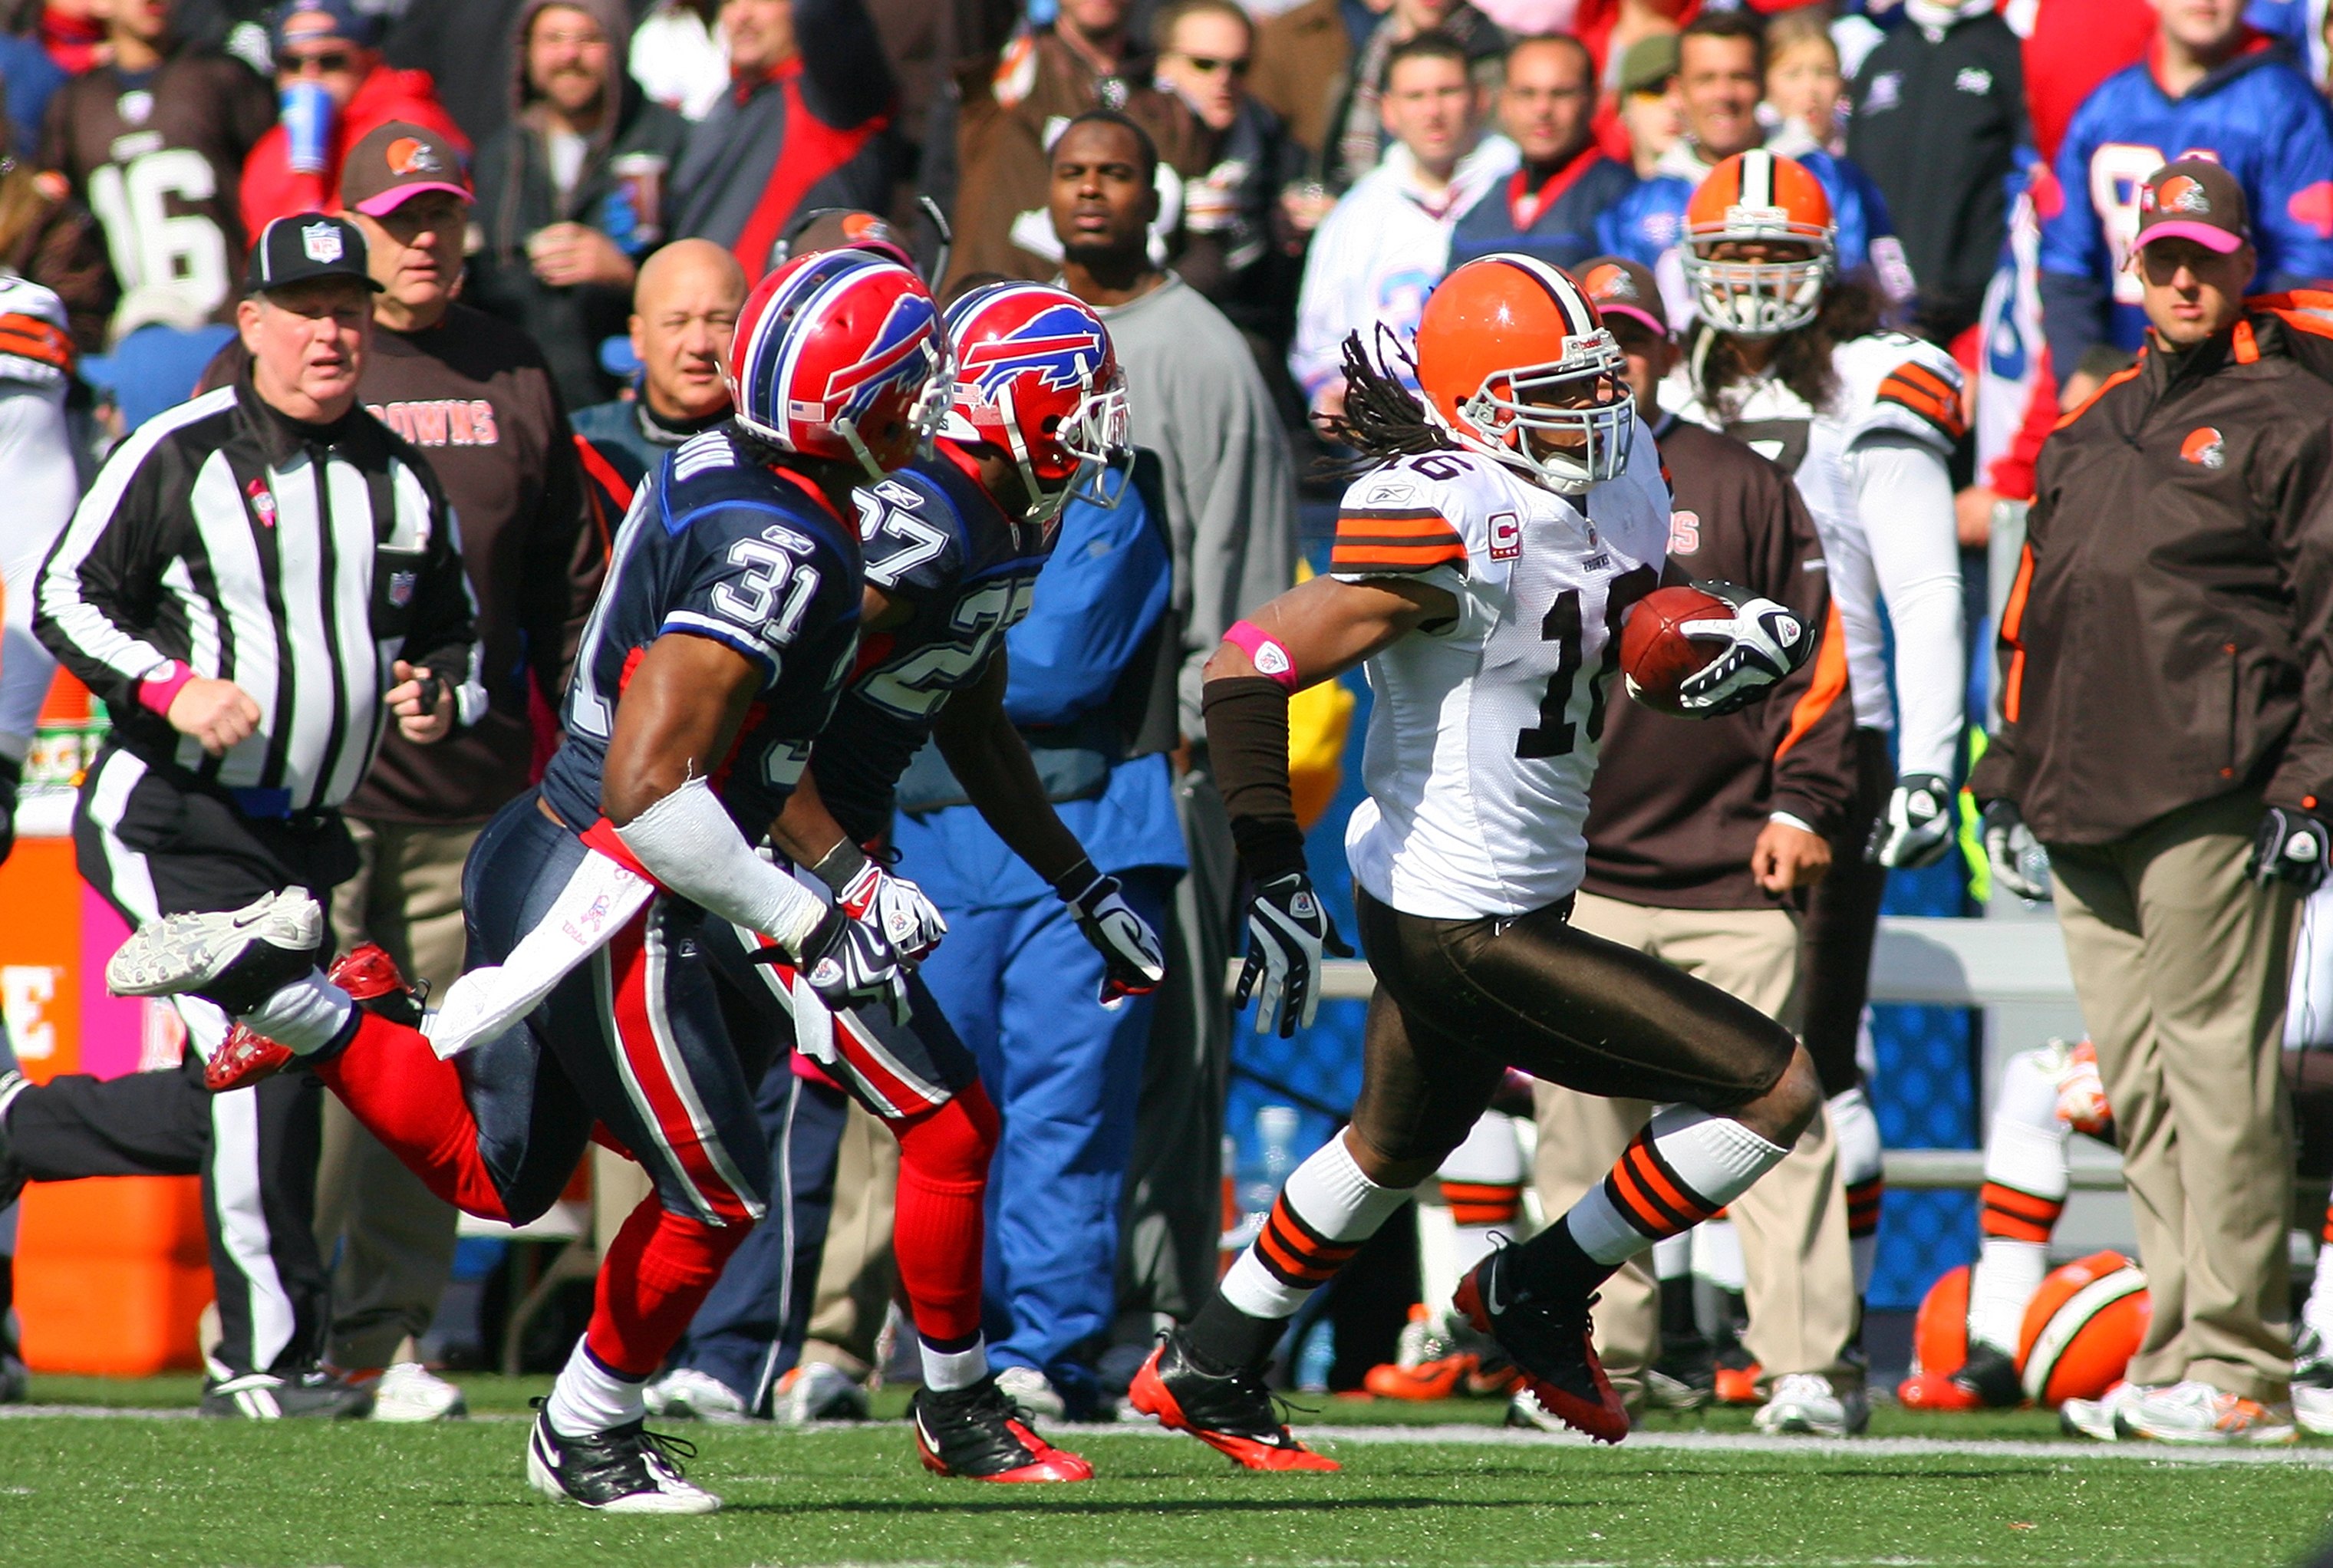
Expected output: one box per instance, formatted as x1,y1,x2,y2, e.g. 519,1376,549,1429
2137,220,2243,254
1597,302,1669,337
355,182,471,216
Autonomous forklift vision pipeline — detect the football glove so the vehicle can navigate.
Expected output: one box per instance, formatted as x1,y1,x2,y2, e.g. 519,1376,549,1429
792,903,914,1025
1982,799,2051,903
1234,871,1353,1038
1869,774,1954,869
2249,804,2331,894
1676,595,1808,716
1055,859,1167,1005
828,854,948,963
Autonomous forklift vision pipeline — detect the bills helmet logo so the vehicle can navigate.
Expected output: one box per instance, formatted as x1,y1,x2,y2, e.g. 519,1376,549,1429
957,303,1108,402
245,477,278,528
819,293,944,420
2180,427,2226,468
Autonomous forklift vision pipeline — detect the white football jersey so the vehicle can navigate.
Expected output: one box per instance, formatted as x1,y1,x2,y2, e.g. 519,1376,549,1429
1665,331,1962,749
1332,433,1671,920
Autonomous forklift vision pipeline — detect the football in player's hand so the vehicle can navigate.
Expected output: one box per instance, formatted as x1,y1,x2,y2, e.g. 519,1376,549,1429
1619,585,1734,716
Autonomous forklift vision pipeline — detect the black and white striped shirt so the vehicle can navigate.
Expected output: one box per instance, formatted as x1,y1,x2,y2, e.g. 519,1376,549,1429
35,375,479,814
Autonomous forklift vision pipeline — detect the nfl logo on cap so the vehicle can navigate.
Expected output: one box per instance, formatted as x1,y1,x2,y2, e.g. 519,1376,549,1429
302,222,344,265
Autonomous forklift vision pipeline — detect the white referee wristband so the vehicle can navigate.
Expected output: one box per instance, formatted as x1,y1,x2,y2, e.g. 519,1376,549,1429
613,776,828,954
1768,810,1818,836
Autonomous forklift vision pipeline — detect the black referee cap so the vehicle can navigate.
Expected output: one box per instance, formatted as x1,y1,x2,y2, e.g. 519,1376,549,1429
243,213,382,296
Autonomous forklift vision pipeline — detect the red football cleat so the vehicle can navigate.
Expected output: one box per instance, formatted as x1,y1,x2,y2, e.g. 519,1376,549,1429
909,1380,1093,1482
203,1023,294,1092
199,943,425,1094
1713,1361,1764,1405
1896,1369,1987,1412
1452,1248,1629,1444
1129,1332,1339,1471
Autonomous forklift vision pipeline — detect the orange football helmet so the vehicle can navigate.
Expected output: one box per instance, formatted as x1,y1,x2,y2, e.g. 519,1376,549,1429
1414,255,1633,493
1682,149,1836,338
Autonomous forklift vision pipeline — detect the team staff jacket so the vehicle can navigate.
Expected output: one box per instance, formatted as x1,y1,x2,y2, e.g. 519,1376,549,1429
33,371,477,815
1580,417,1857,910
1969,310,2333,845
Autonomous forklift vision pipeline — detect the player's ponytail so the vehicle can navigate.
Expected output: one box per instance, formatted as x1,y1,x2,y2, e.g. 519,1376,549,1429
1323,328,1458,472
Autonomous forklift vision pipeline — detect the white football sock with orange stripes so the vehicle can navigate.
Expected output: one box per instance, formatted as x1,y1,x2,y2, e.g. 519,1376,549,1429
1221,1134,1409,1321
1969,1048,2071,1353
1438,1112,1527,1278
1561,1106,1787,1267
1828,1086,1884,1296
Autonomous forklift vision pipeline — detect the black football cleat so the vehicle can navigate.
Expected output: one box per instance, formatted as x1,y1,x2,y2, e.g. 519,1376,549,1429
200,1366,374,1419
1126,1329,1338,1472
526,1402,720,1513
107,889,323,1014
1453,1242,1629,1444
909,1377,1093,1482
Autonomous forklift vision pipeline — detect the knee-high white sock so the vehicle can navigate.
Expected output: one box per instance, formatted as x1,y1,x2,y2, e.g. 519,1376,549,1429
1557,1107,1787,1267
1828,1086,1883,1295
1220,1135,1410,1321
1969,1048,2072,1353
1437,1112,1526,1276
545,1336,647,1438
1692,1216,1745,1292
241,969,354,1054
1652,1229,1693,1281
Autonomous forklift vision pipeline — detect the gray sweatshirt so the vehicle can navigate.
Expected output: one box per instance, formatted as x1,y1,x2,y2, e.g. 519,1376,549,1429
1098,273,1299,737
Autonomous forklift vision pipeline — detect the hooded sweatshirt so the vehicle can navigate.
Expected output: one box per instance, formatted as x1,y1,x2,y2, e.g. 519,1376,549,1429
467,0,691,410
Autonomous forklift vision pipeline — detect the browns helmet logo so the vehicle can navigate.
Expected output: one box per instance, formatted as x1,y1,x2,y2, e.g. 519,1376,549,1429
384,137,441,176
1580,262,1636,303
2148,173,2209,215
2180,426,2226,469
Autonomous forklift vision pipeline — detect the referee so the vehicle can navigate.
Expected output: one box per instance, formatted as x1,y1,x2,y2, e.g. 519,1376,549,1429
0,213,475,1419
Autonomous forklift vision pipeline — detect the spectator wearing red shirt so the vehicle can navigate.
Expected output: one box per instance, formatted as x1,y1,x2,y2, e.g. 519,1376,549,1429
240,0,469,238
2021,0,2153,165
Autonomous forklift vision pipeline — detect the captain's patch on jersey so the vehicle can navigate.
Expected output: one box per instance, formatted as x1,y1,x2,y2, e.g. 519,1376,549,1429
1488,512,1521,560
1333,506,1467,575
1876,360,1967,441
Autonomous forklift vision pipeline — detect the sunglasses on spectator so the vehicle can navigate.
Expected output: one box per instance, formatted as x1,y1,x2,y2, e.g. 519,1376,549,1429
1173,53,1251,77
279,48,360,75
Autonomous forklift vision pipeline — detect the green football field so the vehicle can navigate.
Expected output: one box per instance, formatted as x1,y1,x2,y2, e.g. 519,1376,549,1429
4,1376,2329,1568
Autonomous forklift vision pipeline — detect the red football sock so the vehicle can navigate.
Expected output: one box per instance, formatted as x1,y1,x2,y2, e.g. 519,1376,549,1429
312,1011,507,1221
585,1193,753,1376
888,1081,998,1347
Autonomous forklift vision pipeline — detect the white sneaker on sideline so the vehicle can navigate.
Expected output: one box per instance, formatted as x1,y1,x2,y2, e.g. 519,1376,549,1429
2060,1380,2147,1441
643,1367,751,1424
995,1364,1067,1421
2117,1379,2296,1445
366,1362,466,1421
1752,1373,1869,1437
2295,1382,2333,1437
770,1361,868,1425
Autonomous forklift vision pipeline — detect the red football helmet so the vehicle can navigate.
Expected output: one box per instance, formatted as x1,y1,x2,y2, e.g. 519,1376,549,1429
940,282,1129,533
727,249,951,479
1682,149,1837,338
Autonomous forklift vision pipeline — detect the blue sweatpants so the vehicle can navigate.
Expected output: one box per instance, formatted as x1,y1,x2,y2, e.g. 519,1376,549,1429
913,871,1172,1412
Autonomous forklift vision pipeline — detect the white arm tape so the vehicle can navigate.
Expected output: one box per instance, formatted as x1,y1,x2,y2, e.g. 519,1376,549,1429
614,776,828,954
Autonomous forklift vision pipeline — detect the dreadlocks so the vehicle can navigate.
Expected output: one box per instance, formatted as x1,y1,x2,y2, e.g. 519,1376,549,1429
1323,327,1458,471
1689,275,1882,417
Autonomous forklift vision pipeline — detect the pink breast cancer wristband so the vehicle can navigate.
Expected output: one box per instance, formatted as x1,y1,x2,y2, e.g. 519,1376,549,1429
137,661,195,717
1225,621,1300,691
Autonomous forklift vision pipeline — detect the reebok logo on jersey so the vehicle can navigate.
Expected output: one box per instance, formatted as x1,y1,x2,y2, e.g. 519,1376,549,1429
2180,427,2226,469
367,399,502,448
1488,512,1521,560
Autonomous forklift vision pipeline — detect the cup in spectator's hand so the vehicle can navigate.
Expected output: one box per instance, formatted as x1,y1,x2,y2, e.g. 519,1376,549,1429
1280,181,1334,236
526,222,635,288
281,81,336,176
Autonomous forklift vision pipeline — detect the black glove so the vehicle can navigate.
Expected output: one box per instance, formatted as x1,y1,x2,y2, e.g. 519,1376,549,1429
0,753,18,868
789,903,914,1025
1054,858,1166,1004
1234,871,1353,1037
1676,594,1810,716
2249,805,2331,894
1867,774,1954,869
1981,799,2051,902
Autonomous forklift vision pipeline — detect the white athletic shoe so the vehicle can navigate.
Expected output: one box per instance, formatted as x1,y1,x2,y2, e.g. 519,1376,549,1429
2060,1380,2148,1441
2116,1379,2297,1445
105,888,323,1012
1751,1373,1870,1437
526,1406,720,1513
365,1362,466,1421
2294,1383,2333,1438
643,1367,752,1424
995,1365,1067,1421
770,1360,868,1425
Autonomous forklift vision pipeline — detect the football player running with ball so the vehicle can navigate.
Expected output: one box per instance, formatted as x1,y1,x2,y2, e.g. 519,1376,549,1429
1128,254,1827,1465
103,249,954,1514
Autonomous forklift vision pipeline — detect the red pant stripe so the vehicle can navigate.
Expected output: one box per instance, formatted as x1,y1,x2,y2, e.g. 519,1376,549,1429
602,913,757,1226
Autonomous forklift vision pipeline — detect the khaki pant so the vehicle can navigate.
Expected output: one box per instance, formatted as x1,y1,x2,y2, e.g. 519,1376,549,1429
2049,791,2298,1401
1532,894,1857,1405
315,816,474,1370
802,1097,899,1375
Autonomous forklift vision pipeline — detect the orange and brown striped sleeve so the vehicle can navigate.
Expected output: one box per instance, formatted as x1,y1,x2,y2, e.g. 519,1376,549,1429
1330,505,1467,577
1875,359,1967,443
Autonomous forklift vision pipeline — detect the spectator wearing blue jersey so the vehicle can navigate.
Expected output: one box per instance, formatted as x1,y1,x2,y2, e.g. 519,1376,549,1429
2037,0,2333,387
1448,34,1636,274
2241,0,2328,91
1596,11,1913,330
891,456,1184,1418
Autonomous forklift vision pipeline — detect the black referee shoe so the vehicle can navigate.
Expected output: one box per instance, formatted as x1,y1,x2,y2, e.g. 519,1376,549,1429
525,1403,720,1514
201,1367,373,1419
107,889,322,1014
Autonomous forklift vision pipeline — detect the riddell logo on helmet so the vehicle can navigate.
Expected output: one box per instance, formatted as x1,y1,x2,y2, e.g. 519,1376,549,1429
385,137,441,176
2180,427,2226,469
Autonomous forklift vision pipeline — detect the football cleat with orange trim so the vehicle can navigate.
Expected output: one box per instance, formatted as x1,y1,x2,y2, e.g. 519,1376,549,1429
1681,148,1837,338
1452,1242,1629,1443
1712,1359,1764,1406
1362,1306,1518,1401
1413,255,1634,495
1128,1330,1339,1472
908,1379,1094,1482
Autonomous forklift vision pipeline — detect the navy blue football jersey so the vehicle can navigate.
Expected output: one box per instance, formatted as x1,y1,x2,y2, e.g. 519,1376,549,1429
540,426,864,838
812,453,1053,841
